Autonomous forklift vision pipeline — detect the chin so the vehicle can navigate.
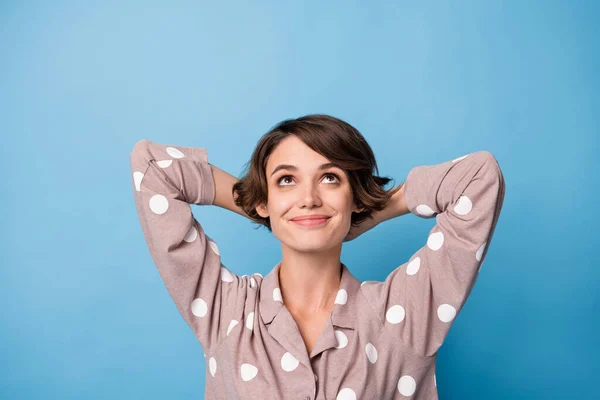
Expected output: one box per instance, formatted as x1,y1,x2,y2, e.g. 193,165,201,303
286,233,344,252
272,220,345,249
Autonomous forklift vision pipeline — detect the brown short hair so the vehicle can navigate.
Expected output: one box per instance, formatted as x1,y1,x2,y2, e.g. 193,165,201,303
232,114,402,232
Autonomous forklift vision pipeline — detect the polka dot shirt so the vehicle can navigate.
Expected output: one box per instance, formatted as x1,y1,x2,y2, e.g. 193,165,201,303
130,140,506,399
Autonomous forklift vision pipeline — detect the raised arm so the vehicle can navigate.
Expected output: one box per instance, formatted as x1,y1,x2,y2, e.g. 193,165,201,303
129,139,249,354
361,151,506,357
210,162,248,219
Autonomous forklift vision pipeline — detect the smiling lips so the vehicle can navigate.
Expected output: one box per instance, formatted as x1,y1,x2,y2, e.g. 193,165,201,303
290,214,331,227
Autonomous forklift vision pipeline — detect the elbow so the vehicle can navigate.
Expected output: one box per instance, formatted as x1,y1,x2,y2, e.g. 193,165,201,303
476,150,497,165
477,151,505,199
130,139,152,166
477,150,503,178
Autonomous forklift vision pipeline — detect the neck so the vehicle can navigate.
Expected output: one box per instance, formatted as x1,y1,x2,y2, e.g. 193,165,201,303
278,243,342,317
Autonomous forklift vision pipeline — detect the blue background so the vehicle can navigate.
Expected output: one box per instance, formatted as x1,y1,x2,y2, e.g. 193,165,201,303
2,1,598,399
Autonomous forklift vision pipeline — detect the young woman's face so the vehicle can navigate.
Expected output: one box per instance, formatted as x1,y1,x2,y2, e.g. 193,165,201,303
255,135,363,252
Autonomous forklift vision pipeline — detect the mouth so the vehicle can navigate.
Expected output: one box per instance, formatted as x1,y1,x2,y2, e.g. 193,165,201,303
290,216,331,228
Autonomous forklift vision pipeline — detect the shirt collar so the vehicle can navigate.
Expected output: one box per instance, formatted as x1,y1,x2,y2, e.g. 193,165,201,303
258,261,360,330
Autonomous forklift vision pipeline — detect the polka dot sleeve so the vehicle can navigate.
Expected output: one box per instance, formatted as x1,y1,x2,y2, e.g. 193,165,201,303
129,139,245,354
362,151,506,357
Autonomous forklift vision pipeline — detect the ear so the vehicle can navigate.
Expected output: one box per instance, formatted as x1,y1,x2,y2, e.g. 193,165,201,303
352,203,366,214
255,203,270,218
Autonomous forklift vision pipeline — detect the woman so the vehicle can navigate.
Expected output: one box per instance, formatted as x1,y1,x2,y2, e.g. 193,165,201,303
130,114,505,399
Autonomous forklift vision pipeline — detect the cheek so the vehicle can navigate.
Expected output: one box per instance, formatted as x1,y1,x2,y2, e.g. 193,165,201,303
325,193,354,211
268,195,294,216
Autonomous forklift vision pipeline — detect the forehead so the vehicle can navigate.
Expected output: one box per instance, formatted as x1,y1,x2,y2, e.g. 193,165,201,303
266,136,332,172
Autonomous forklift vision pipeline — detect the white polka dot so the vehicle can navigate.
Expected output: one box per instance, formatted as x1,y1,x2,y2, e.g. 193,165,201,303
398,375,416,396
149,194,169,214
427,231,444,251
434,373,437,387
208,240,220,255
452,154,468,163
406,257,421,275
133,171,144,192
245,312,255,331
336,388,356,400
166,146,185,159
209,357,217,377
386,305,406,324
227,319,239,336
221,267,234,282
334,289,348,305
437,304,457,322
191,298,208,317
415,204,435,217
273,288,283,302
156,159,173,168
476,242,487,262
365,343,378,364
240,363,258,381
334,330,348,349
250,277,257,288
454,195,472,215
280,352,299,372
184,226,198,243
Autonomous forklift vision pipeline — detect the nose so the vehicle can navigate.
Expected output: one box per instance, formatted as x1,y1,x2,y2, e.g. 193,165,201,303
298,181,321,209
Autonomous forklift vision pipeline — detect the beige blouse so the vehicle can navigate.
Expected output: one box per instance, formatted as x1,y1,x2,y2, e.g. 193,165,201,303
130,139,505,399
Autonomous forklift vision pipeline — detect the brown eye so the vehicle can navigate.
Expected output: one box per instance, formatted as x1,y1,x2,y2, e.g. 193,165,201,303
323,173,341,183
278,175,294,186
276,173,341,186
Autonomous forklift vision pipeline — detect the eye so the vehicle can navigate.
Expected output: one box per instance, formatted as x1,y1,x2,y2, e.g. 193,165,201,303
323,173,341,184
276,173,341,186
278,175,294,186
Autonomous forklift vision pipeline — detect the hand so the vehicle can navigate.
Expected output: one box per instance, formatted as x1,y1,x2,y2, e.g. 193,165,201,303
343,214,380,242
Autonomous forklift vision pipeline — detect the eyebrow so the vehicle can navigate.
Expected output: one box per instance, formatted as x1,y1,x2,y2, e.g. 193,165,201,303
269,163,339,177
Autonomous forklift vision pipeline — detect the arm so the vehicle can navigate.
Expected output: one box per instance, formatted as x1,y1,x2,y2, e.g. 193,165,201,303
130,139,249,354
360,151,506,357
209,163,249,219
343,182,409,242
